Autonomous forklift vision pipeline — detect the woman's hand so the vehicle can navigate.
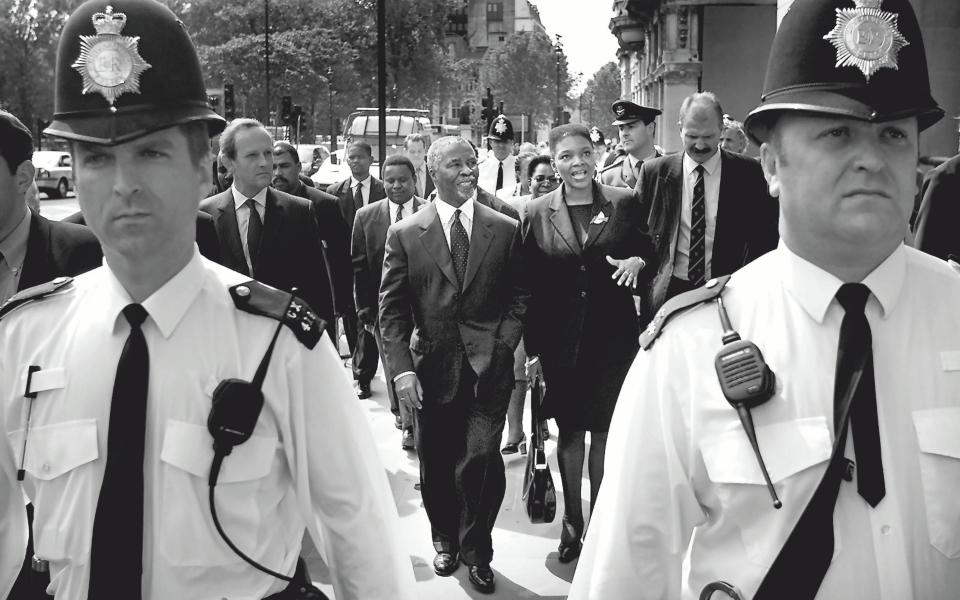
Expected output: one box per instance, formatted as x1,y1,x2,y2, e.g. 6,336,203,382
606,255,646,287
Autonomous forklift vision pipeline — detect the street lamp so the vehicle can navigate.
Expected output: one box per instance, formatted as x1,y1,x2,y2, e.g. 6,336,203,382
327,67,336,156
264,0,270,124
554,34,563,127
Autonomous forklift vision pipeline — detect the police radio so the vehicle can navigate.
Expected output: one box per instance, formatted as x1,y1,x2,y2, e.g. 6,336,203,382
207,295,327,600
713,295,782,509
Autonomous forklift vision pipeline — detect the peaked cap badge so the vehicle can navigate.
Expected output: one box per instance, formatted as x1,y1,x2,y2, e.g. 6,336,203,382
72,6,152,107
823,0,908,82
615,106,625,116
494,117,508,135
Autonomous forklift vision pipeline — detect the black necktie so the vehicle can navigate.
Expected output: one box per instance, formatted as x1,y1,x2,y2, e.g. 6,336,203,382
88,304,150,600
688,165,706,286
246,198,262,273
496,162,504,191
756,283,885,599
450,209,469,288
354,182,364,208
395,203,404,223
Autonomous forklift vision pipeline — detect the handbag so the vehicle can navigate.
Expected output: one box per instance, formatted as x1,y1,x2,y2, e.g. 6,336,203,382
522,373,556,523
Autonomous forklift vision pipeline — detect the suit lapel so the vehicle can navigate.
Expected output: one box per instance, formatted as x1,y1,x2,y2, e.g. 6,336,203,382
583,182,613,250
213,192,248,275
713,151,735,267
547,189,582,256
462,203,493,293
418,204,459,289
19,212,52,290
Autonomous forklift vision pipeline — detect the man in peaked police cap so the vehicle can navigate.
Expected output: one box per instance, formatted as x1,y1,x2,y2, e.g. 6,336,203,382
0,1,416,600
477,114,517,195
570,1,960,599
599,100,661,189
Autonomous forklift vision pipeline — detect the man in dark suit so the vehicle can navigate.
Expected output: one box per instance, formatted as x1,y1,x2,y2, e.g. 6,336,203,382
327,141,387,397
199,118,335,329
914,152,960,261
379,136,528,594
353,155,426,448
273,141,353,337
0,109,102,600
404,133,435,198
599,100,662,189
636,92,778,314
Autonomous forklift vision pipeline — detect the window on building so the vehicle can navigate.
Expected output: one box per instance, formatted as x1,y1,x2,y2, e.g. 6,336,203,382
487,2,503,22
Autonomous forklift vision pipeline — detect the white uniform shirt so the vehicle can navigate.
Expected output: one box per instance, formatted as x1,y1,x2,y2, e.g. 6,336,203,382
477,154,516,195
570,243,960,600
0,250,416,600
673,151,721,280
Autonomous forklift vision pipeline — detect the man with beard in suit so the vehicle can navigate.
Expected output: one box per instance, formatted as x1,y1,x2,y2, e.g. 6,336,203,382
200,118,335,334
328,141,387,398
379,136,528,594
636,92,778,314
353,155,425,449
273,141,352,341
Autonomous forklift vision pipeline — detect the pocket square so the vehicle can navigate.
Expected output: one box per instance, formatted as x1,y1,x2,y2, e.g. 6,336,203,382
591,211,608,225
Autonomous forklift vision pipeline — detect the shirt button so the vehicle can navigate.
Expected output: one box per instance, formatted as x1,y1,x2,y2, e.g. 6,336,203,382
580,265,586,272
41,463,51,473
880,525,891,536
580,291,587,298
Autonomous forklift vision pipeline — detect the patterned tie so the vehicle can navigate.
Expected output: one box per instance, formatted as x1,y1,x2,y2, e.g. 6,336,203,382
395,203,404,223
688,165,706,286
246,198,262,274
450,209,469,288
756,283,884,599
354,182,364,208
496,162,504,191
88,304,150,600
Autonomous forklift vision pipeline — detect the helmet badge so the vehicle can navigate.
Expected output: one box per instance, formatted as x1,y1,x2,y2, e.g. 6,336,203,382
823,0,908,82
494,117,508,135
71,6,152,107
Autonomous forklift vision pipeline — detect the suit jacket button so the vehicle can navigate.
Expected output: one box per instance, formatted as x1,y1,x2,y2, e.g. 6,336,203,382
580,291,587,298
580,265,586,272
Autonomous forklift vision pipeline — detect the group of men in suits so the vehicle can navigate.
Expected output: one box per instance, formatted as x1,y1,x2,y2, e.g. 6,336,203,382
598,95,779,316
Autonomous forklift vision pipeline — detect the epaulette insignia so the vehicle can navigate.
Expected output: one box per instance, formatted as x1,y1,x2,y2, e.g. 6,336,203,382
639,275,731,351
229,280,324,349
0,277,74,321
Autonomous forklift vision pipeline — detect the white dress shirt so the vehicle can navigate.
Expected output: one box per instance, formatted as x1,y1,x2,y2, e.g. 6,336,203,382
387,198,416,225
674,151,721,279
351,175,372,206
477,154,516,195
434,194,475,247
231,184,267,274
0,250,417,600
569,242,960,600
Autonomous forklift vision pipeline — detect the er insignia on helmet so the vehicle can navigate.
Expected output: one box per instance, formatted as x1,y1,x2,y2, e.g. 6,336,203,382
823,0,908,82
590,128,602,143
71,6,152,106
494,118,508,135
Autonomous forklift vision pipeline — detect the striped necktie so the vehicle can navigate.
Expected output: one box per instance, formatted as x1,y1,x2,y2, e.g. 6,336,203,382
688,165,706,286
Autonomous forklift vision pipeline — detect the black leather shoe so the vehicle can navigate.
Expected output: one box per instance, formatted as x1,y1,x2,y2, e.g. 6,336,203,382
432,551,459,576
468,565,495,593
557,539,582,563
357,381,372,399
401,428,415,450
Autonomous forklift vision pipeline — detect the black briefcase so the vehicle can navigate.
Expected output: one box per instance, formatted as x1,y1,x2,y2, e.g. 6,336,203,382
521,374,556,523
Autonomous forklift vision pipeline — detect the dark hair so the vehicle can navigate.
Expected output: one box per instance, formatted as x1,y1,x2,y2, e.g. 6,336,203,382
382,154,416,177
527,155,553,179
0,111,33,174
272,141,300,165
347,140,373,156
548,124,593,153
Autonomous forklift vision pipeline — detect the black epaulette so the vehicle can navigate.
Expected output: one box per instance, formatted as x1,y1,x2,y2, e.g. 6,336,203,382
0,276,74,321
229,281,324,350
639,275,731,351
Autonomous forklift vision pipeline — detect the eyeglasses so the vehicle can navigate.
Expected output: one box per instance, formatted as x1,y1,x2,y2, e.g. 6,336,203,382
532,175,561,184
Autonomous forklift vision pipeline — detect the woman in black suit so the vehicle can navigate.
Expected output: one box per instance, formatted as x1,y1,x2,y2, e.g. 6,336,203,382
521,124,654,562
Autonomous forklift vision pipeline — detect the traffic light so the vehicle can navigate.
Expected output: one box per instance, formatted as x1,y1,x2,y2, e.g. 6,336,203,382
281,95,292,125
36,118,50,150
498,101,504,115
562,110,571,125
480,87,495,132
291,104,303,141
458,104,471,125
223,83,235,120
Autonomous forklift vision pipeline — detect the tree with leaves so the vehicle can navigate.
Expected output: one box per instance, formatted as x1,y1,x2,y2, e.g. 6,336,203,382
582,61,622,138
480,30,574,128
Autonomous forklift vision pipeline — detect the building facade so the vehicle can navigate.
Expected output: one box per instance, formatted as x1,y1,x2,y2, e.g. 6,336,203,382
610,0,960,157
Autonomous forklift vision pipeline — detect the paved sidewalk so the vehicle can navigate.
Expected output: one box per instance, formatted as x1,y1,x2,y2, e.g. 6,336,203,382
305,364,587,599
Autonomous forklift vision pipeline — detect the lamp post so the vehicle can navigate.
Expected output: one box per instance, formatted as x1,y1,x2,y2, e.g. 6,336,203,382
264,0,270,124
327,67,336,155
577,72,583,123
554,34,563,127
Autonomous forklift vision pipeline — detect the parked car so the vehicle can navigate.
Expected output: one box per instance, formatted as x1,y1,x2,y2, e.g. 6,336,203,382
33,151,73,198
310,149,381,190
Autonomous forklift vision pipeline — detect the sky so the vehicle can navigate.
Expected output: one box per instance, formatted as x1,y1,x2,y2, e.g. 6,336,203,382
530,0,620,92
